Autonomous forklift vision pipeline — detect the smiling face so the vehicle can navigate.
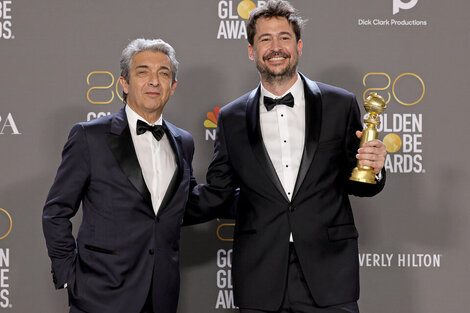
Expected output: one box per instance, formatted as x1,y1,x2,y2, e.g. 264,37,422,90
120,50,177,123
248,16,302,86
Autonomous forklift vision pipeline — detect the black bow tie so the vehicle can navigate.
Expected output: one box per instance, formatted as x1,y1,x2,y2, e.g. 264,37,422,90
136,120,166,141
263,92,295,111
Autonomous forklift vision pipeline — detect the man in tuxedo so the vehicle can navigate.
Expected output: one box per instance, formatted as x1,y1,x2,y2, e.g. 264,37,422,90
43,38,196,313
188,1,387,312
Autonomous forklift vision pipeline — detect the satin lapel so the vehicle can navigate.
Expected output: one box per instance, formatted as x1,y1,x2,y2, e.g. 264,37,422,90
157,120,184,216
246,87,289,202
105,108,152,208
292,74,322,199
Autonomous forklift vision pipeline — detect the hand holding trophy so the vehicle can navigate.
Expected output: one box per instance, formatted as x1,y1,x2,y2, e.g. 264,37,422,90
349,92,387,184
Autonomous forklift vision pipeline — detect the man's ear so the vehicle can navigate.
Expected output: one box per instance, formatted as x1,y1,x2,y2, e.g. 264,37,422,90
170,81,178,96
297,39,303,57
248,44,255,61
119,76,129,94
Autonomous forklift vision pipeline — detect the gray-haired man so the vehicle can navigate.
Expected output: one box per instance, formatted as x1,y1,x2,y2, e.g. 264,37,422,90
43,38,197,313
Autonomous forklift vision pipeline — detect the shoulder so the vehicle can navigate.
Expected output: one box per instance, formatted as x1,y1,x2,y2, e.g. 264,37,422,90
313,81,358,111
225,89,253,108
75,110,118,132
219,88,258,120
64,109,126,144
165,120,194,143
316,81,355,99
300,73,355,100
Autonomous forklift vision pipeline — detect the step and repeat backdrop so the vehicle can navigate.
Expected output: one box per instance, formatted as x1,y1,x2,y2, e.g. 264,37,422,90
0,0,469,312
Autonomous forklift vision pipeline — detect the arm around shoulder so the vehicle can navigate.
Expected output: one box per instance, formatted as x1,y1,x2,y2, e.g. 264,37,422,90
183,111,238,225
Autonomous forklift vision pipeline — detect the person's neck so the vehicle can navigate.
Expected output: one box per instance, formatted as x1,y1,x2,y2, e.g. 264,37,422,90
128,104,162,124
261,73,298,97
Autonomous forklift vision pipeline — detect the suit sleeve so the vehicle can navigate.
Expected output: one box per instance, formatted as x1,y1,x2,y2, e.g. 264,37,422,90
345,95,386,196
42,123,91,289
184,111,238,225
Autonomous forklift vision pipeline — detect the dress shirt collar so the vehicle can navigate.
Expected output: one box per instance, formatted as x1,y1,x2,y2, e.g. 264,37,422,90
125,105,163,131
260,72,303,108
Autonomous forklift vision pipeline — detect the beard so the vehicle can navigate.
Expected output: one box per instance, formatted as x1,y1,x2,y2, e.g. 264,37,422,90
255,51,298,85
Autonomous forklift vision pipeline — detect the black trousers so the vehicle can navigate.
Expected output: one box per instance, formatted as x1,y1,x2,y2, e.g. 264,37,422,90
240,244,359,313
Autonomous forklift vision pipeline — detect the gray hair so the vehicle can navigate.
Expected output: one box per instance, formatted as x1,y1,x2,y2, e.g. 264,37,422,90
120,38,179,102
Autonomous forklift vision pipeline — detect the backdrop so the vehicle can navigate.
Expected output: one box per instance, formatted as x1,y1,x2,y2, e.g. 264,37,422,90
0,0,469,312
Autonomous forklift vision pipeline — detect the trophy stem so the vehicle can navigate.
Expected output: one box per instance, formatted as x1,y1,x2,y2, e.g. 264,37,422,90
349,93,386,184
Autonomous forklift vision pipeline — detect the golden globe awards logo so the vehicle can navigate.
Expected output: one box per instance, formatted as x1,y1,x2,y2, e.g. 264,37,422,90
0,0,13,40
215,221,235,309
363,72,425,174
0,208,12,309
216,248,235,309
217,0,264,39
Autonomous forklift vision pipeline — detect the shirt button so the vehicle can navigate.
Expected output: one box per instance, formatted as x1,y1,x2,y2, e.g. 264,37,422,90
285,165,289,168
149,249,155,255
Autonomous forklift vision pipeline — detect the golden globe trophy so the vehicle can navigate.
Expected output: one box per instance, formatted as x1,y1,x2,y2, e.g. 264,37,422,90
349,92,387,184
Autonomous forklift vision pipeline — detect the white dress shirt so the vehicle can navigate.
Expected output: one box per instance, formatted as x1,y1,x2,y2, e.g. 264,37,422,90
259,73,305,242
126,105,177,215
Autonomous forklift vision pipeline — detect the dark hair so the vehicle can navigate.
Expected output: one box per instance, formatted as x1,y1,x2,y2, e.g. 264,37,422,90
247,0,305,46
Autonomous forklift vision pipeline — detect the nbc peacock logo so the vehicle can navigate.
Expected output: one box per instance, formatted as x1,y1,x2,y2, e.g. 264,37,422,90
204,107,220,141
217,0,263,39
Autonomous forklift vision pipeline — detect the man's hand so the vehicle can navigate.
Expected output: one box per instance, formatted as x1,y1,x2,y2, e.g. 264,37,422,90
355,131,387,174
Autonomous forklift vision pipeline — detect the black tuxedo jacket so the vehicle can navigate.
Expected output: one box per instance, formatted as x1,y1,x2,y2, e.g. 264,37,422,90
188,73,386,310
43,107,195,313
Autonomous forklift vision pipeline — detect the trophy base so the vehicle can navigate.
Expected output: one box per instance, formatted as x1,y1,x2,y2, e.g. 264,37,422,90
349,168,377,184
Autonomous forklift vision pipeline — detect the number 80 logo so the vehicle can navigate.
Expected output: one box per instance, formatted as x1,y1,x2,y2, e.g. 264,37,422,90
0,208,12,240
363,72,425,106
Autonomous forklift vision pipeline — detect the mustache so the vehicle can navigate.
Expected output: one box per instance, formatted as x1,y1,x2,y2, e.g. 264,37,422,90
263,51,290,60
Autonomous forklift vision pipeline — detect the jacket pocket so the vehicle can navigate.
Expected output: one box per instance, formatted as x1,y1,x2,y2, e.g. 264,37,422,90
84,244,116,255
327,224,358,241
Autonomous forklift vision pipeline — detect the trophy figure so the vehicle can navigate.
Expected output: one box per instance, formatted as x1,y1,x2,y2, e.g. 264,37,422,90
349,92,387,184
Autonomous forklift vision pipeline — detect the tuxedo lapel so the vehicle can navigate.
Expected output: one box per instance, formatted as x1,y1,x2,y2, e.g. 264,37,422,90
157,120,184,216
246,87,289,202
105,108,152,209
292,74,322,199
